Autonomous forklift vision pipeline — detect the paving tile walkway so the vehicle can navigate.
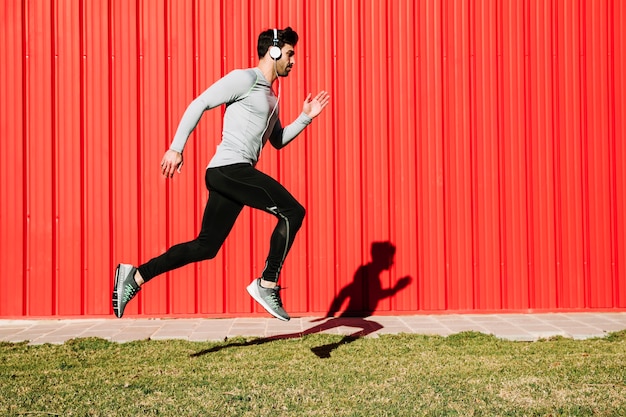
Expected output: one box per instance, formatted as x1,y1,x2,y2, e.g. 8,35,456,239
1,312,625,345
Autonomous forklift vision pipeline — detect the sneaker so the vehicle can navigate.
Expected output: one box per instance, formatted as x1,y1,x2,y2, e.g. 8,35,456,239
112,264,141,318
246,278,290,321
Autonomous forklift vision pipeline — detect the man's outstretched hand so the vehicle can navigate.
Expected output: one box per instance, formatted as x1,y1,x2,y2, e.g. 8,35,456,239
302,91,330,119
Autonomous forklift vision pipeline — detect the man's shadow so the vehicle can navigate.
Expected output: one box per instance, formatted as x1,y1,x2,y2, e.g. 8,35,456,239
308,241,411,357
191,241,411,359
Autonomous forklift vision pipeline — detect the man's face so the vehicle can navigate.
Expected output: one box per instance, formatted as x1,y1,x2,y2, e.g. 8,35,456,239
274,44,295,77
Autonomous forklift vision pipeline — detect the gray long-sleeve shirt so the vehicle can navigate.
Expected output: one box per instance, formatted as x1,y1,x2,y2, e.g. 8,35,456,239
169,67,312,168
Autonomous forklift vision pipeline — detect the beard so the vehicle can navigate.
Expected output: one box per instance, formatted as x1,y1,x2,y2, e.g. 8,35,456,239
278,65,293,77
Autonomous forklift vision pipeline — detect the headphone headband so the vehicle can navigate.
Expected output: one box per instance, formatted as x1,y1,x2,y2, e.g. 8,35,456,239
269,28,282,60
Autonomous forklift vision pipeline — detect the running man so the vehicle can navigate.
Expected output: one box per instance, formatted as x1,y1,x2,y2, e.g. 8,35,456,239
112,27,330,321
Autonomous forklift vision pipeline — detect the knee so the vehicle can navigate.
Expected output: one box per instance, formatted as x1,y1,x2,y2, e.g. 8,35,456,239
294,203,306,222
195,239,221,260
204,248,220,260
274,203,305,230
289,203,306,229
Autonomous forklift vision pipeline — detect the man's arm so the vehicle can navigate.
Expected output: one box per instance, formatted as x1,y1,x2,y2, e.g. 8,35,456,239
161,70,255,178
269,90,330,149
169,69,256,153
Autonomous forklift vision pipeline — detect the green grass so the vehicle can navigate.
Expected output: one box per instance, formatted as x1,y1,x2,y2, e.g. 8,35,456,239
1,331,625,416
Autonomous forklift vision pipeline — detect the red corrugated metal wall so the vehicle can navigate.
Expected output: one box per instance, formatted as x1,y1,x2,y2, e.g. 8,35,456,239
1,0,625,317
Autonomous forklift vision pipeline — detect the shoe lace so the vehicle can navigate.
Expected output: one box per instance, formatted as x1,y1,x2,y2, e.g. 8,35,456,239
123,283,140,303
267,286,284,308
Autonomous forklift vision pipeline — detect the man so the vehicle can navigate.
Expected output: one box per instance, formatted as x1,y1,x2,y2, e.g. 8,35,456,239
112,27,330,321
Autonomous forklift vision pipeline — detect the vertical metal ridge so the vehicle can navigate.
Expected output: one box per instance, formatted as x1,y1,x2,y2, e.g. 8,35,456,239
495,0,506,309
607,0,619,306
107,0,115,313
24,0,30,317
79,0,86,315
330,0,339,311
135,0,144,315
551,0,563,308
413,0,421,311
614,0,626,307
22,0,29,316
50,0,58,316
164,0,171,315
384,0,392,312
523,0,534,309
191,0,199,314
357,0,365,267
579,0,591,308
468,0,477,311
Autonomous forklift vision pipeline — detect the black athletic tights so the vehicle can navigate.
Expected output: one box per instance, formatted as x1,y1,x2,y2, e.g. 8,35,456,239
137,163,305,283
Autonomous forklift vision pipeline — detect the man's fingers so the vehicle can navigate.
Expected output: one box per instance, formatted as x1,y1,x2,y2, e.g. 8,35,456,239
316,90,328,100
160,154,183,178
315,91,330,107
161,163,175,178
316,91,330,108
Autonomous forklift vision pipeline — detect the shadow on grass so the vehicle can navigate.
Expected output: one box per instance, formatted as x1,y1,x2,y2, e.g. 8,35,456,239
191,317,383,359
192,241,412,359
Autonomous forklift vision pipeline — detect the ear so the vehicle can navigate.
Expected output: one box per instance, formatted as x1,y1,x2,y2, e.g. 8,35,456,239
269,46,282,60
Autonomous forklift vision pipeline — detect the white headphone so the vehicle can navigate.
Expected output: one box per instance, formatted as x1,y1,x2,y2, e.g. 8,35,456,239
269,28,282,60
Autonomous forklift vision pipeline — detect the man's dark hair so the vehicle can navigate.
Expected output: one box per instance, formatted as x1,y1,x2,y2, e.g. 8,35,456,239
257,27,299,58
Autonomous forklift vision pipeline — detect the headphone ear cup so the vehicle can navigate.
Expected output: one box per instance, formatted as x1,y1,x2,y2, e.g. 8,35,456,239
269,46,281,60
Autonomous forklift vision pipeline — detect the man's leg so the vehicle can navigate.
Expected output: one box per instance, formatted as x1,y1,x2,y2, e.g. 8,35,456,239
207,163,305,321
207,163,305,283
113,170,243,318
136,190,243,283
